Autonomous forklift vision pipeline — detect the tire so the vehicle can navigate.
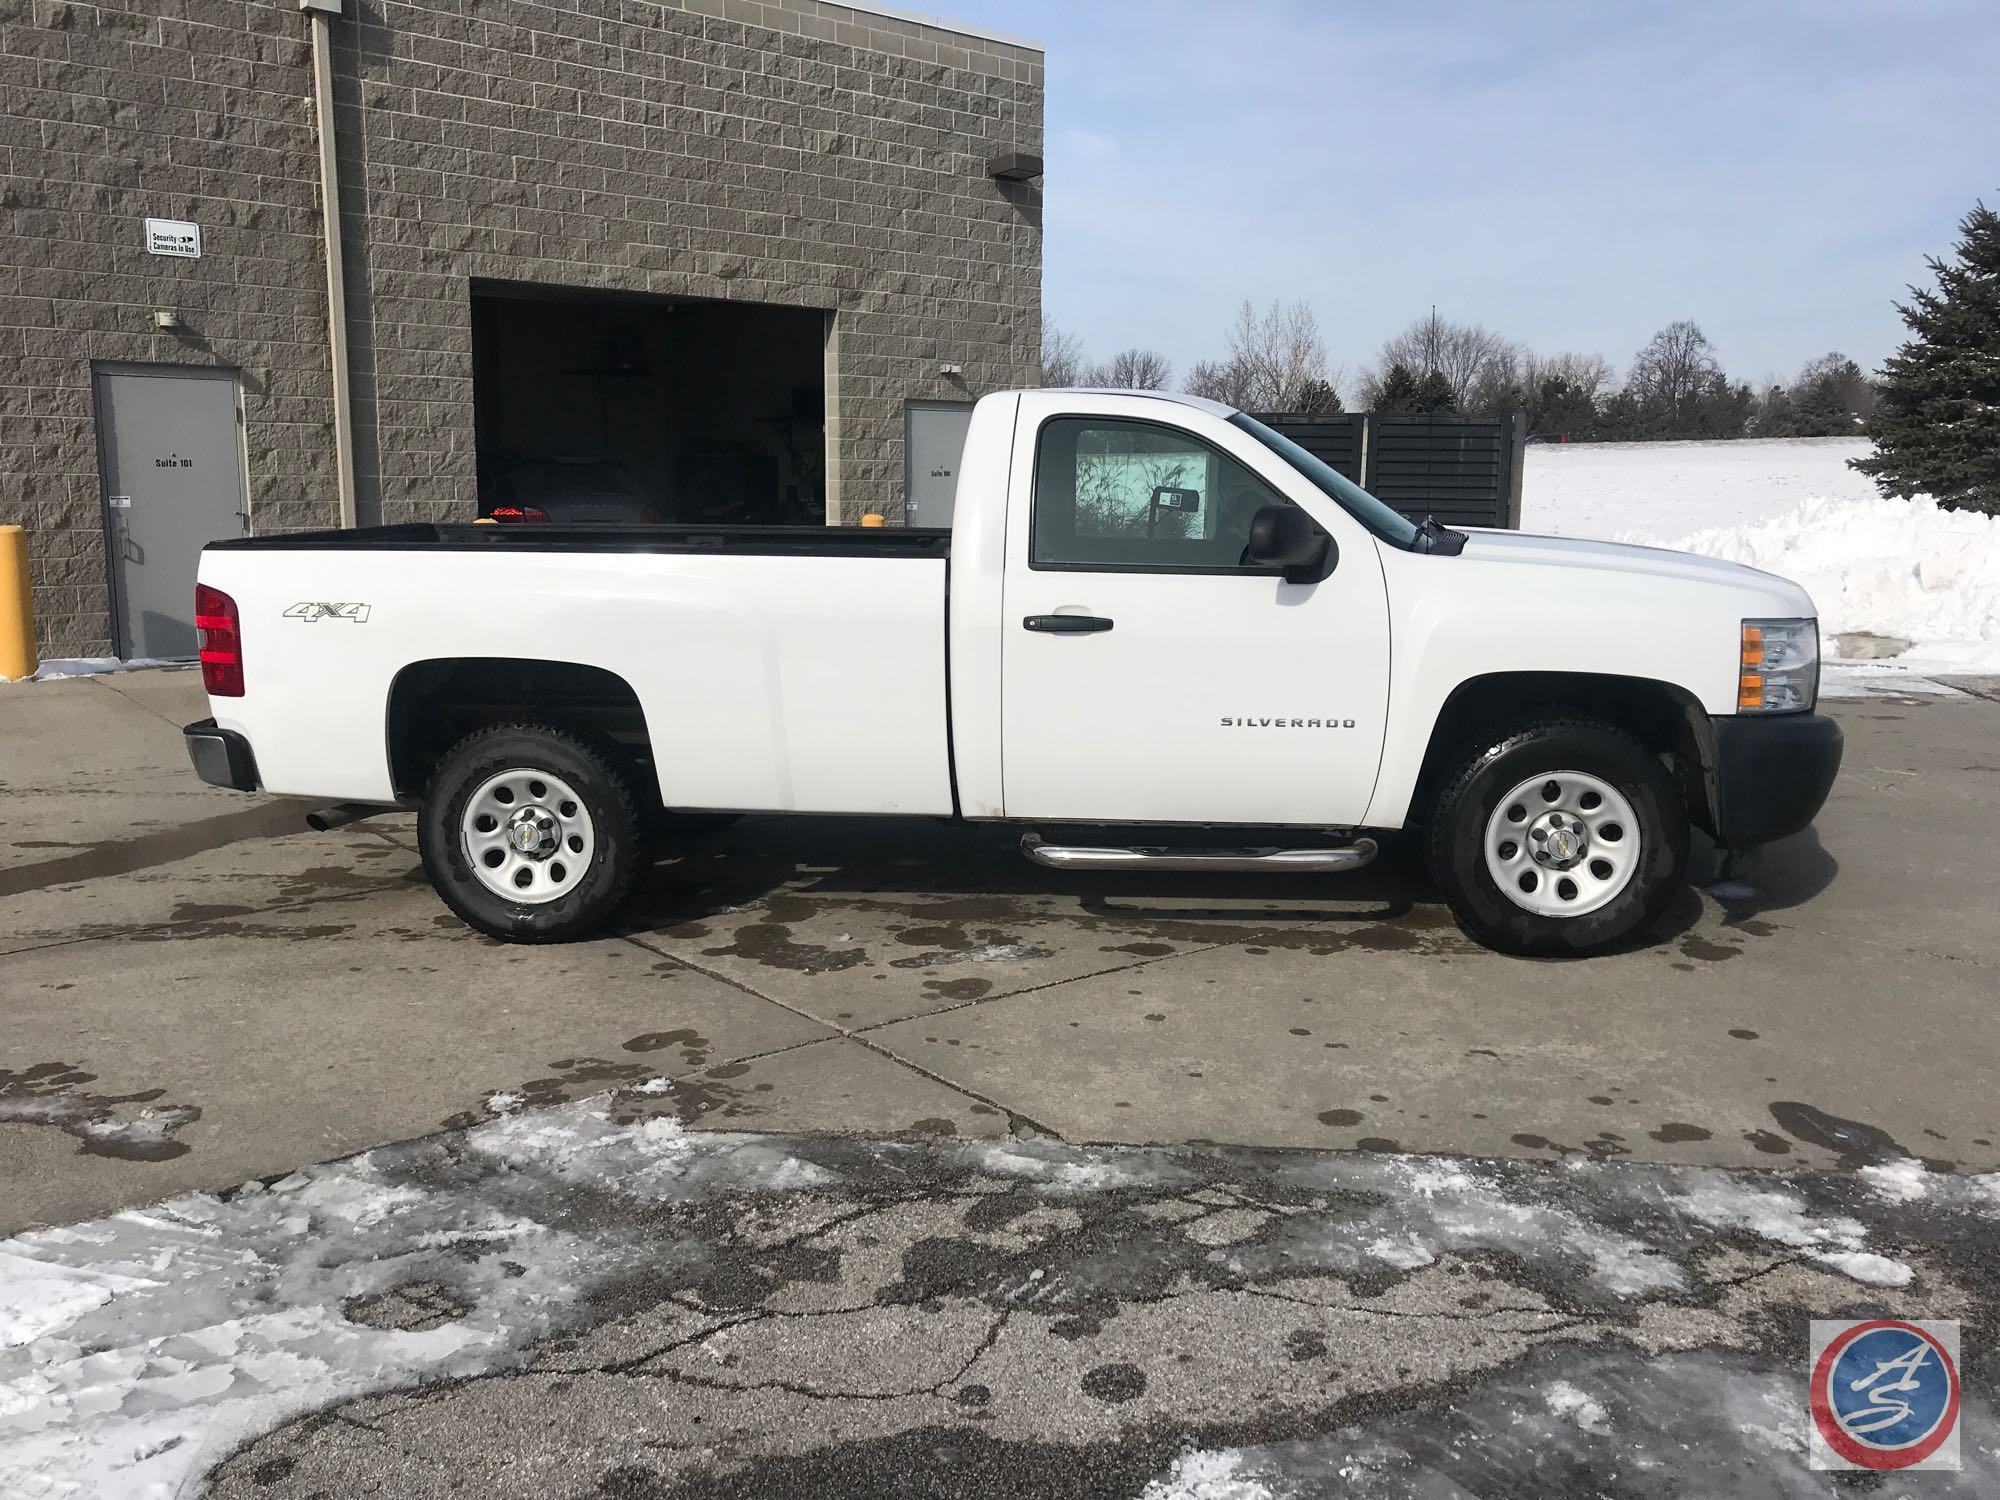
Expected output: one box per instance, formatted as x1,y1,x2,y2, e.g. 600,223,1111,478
1425,717,1688,957
418,722,647,943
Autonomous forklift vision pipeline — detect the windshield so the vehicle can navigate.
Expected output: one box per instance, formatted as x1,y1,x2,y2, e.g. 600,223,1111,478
1228,413,1421,549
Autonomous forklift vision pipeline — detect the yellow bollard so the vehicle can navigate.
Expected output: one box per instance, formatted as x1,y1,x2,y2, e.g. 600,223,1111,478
0,525,36,682
859,513,885,528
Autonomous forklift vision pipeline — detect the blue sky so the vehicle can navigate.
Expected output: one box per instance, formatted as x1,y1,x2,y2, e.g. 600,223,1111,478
935,0,2000,393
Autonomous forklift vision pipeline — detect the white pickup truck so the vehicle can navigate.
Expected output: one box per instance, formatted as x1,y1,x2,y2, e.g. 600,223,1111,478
183,389,1841,956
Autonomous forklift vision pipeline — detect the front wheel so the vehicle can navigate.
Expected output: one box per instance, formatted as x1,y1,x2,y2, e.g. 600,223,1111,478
418,722,647,943
1426,718,1687,957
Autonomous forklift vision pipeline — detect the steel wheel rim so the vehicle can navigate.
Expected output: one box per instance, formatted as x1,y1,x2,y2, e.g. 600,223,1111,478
460,767,595,906
1483,770,1641,918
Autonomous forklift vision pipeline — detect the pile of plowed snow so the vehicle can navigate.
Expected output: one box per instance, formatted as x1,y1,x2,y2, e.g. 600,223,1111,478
1525,437,2000,675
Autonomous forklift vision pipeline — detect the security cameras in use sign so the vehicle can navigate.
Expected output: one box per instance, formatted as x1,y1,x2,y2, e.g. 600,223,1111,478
143,217,201,258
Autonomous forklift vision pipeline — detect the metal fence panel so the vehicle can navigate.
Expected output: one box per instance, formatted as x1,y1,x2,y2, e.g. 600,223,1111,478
1251,410,1524,529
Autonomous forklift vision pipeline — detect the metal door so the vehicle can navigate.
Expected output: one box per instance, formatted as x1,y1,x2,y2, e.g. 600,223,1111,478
903,400,974,528
94,365,248,659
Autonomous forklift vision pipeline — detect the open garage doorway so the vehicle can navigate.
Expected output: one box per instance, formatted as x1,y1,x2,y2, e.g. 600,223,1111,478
470,284,829,526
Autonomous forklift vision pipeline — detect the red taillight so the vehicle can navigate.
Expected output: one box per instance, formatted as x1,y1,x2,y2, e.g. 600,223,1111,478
487,505,549,524
195,582,243,697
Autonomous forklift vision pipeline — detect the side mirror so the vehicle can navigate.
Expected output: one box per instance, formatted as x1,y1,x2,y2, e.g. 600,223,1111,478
1243,504,1336,584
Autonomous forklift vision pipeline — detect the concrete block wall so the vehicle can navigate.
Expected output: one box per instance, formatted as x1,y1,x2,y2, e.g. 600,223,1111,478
0,0,1043,656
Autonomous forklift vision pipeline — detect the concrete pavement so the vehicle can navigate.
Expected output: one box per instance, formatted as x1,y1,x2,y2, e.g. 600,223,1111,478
3,670,1999,1235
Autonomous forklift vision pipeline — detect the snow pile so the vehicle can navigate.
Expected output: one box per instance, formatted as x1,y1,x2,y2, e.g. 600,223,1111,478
1525,437,2000,676
1630,495,2000,676
0,658,191,686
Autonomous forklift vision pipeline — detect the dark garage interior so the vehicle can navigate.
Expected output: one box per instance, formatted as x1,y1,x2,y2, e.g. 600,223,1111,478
470,285,828,526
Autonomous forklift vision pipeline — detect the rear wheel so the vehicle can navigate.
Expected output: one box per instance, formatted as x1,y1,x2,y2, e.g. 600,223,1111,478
1426,718,1687,956
418,722,646,942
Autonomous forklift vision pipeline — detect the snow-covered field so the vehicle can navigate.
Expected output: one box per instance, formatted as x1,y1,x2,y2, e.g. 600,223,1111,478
1524,437,2000,681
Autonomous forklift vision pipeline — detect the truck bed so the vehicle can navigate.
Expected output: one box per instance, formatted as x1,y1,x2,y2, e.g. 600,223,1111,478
209,523,953,558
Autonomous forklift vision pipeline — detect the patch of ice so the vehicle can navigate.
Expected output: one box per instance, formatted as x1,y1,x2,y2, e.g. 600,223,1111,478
971,943,1038,962
1393,1161,1475,1199
484,1091,524,1115
1808,1250,1914,1287
0,1255,151,1349
1860,1158,1930,1204
1543,1379,1611,1434
0,1166,588,1499
0,1098,850,1499
1673,1179,1914,1287
965,1143,1155,1192
1819,663,1962,699
631,1077,673,1095
1140,1448,1277,1500
1277,1154,1684,1297
1570,1231,1686,1297
1365,1233,1435,1270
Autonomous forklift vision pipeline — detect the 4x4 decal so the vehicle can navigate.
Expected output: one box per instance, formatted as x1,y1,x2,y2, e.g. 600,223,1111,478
283,602,371,623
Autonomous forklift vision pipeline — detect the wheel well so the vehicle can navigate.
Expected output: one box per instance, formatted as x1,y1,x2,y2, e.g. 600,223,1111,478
1412,672,1711,821
386,658,658,802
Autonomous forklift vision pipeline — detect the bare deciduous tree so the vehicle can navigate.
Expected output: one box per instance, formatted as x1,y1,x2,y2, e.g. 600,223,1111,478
1368,312,1516,408
1182,357,1242,406
1091,347,1174,390
1625,319,1723,414
1039,322,1088,387
1522,350,1616,405
1184,300,1341,411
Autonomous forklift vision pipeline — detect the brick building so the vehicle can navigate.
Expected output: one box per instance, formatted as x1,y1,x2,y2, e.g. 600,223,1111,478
0,0,1043,659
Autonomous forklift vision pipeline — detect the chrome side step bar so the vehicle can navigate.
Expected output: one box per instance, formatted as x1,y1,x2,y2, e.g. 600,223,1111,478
1020,833,1379,875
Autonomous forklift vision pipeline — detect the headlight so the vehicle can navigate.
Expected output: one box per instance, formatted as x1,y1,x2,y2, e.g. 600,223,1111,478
1738,618,1818,713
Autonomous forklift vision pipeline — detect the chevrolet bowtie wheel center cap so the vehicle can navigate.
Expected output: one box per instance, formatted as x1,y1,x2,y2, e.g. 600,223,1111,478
1529,811,1588,870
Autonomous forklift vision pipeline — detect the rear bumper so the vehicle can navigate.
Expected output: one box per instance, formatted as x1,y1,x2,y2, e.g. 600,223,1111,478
1699,712,1842,849
184,718,260,792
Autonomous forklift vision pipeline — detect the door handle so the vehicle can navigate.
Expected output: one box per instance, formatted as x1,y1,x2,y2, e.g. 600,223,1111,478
1023,614,1113,634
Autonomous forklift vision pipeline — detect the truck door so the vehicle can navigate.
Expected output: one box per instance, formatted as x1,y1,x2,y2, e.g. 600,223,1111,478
999,399,1391,828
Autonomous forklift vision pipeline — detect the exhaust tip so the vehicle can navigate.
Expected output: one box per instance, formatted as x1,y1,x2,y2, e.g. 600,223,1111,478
306,802,383,832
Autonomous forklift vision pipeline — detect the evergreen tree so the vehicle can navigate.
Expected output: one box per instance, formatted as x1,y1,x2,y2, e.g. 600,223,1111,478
1854,200,2000,514
1755,385,1801,437
1293,377,1343,414
1411,369,1457,412
1527,377,1599,439
1371,363,1424,412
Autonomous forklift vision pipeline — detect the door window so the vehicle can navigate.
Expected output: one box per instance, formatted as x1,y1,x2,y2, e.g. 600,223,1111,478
1030,417,1293,571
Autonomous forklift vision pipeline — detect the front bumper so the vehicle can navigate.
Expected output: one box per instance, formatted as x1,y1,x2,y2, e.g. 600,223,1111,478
184,718,260,792
1697,712,1843,849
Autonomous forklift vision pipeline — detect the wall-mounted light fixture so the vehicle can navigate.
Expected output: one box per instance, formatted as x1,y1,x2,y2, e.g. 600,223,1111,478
985,151,1043,183
153,308,184,331
939,363,964,377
